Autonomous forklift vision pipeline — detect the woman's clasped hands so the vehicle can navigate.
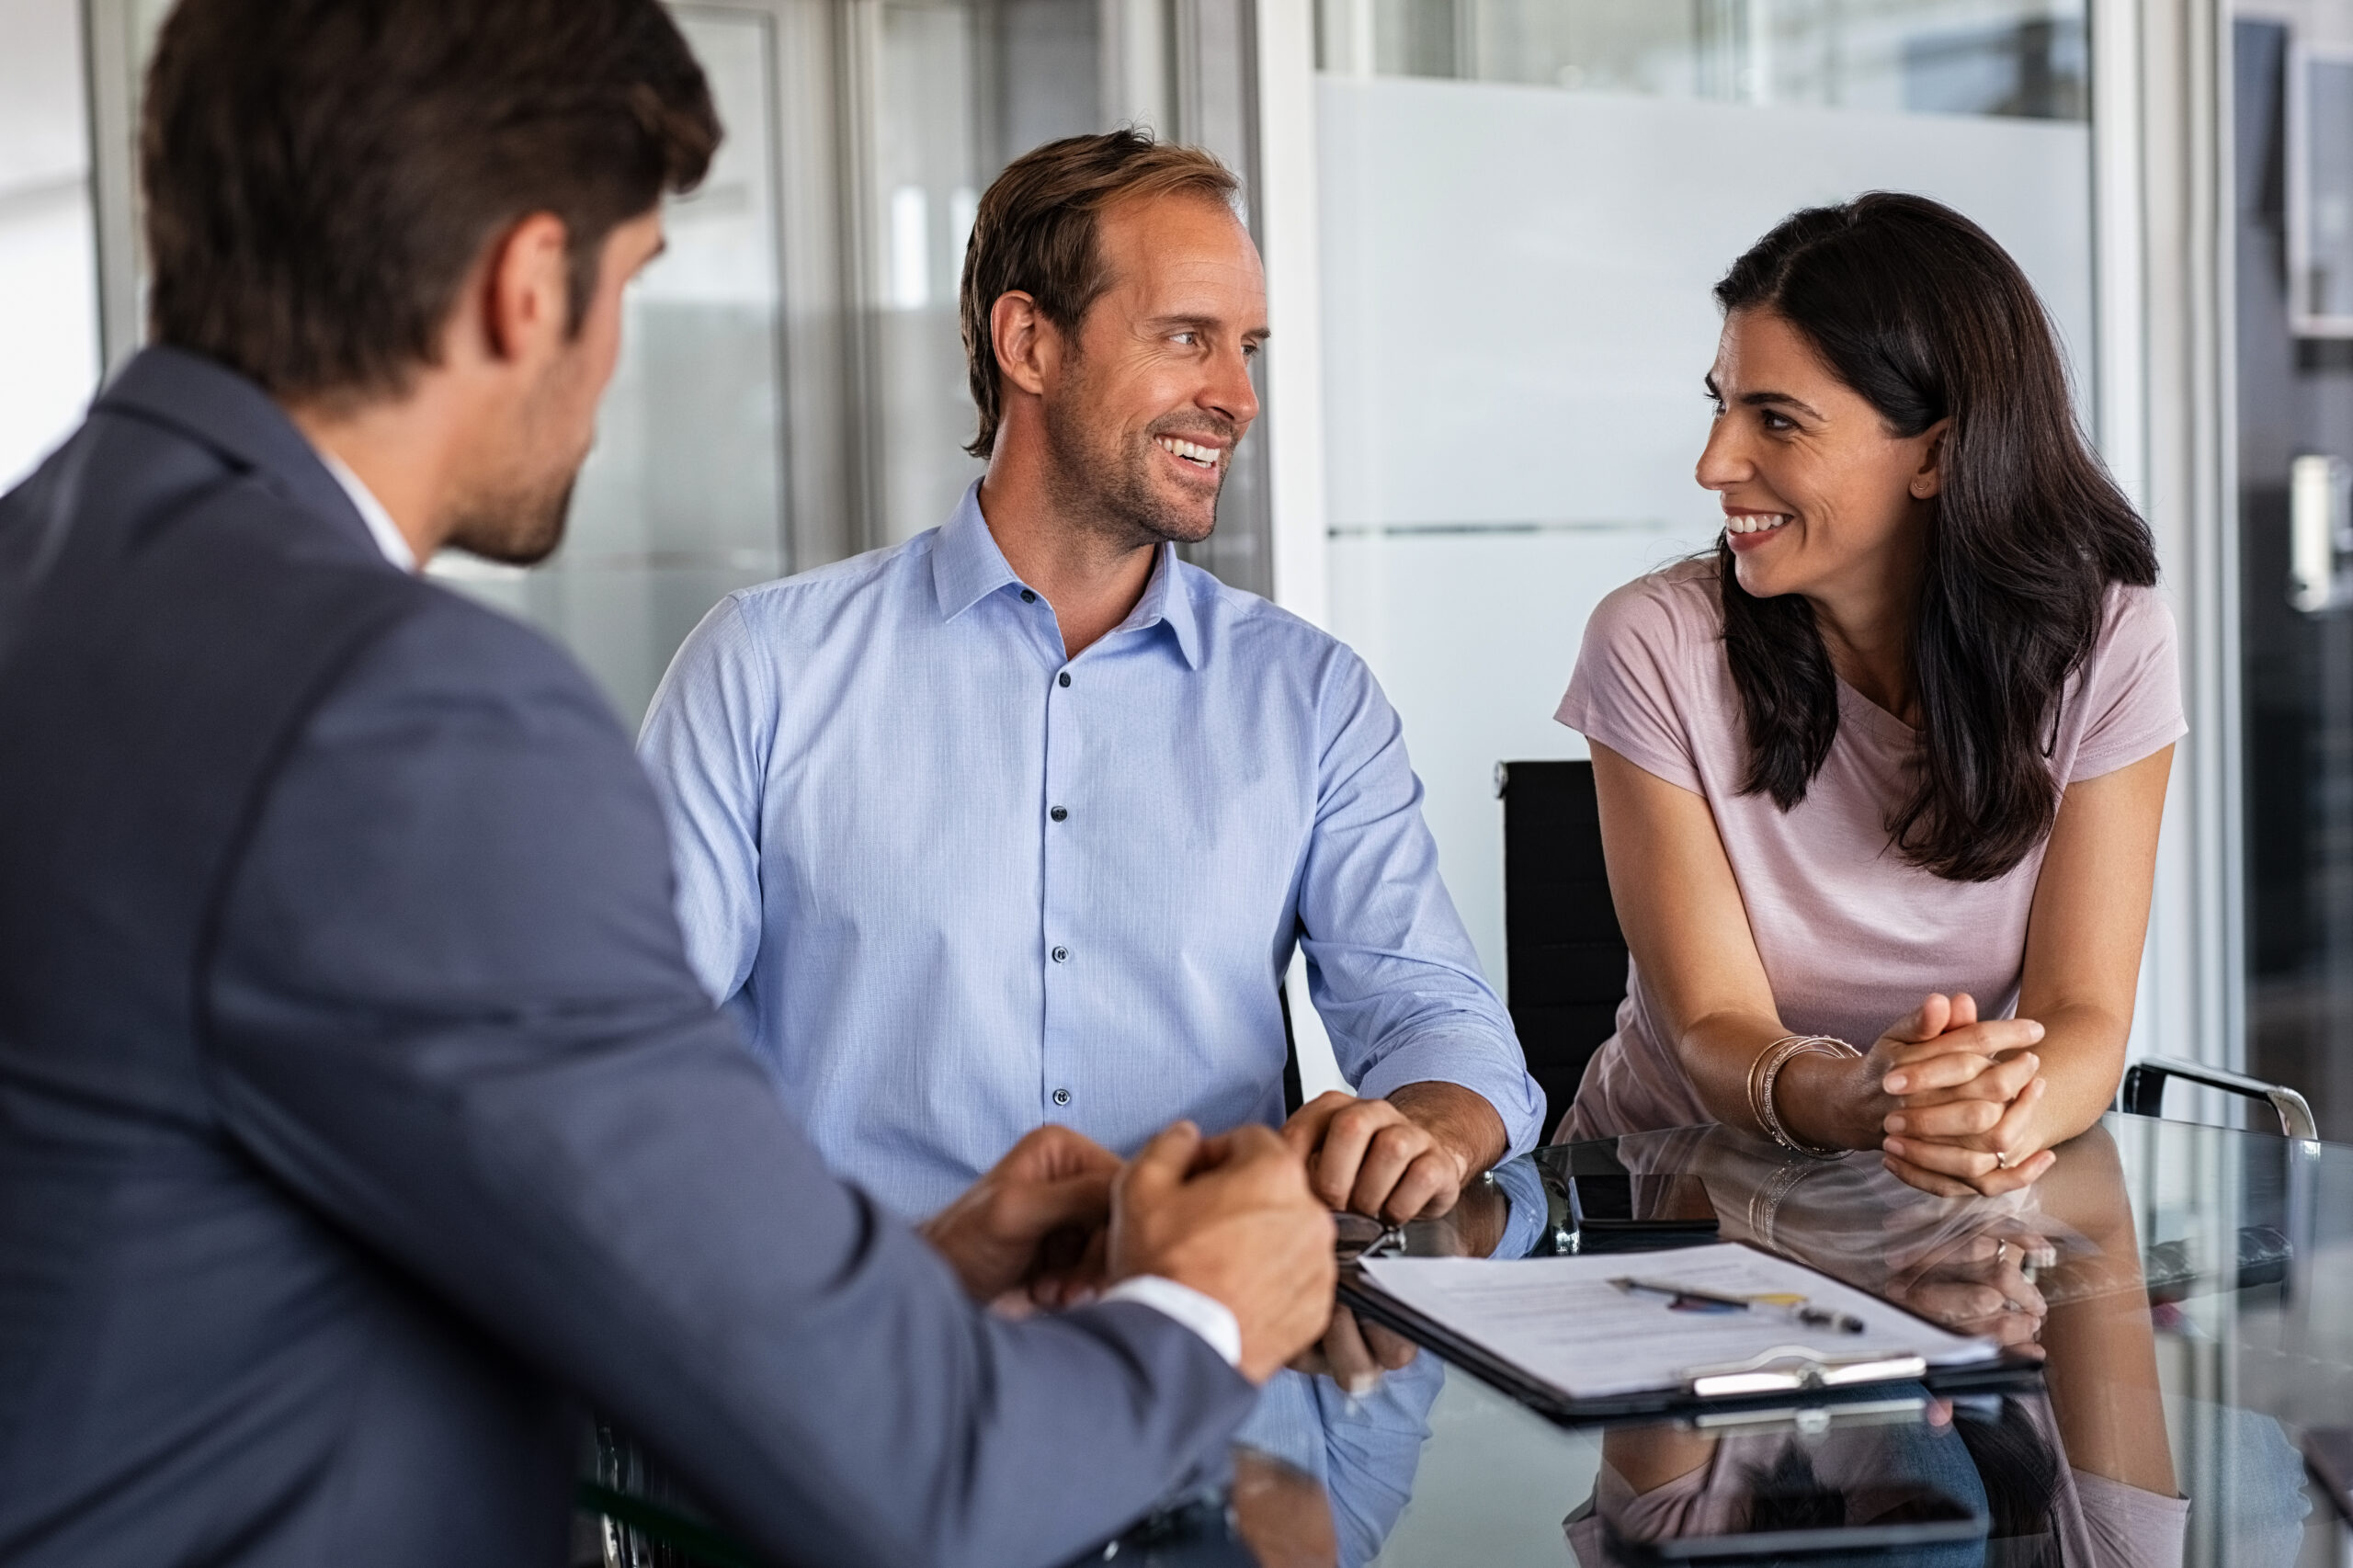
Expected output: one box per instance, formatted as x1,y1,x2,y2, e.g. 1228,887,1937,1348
1867,992,2054,1198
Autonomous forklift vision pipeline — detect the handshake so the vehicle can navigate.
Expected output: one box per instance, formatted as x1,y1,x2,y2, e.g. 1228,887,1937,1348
917,1119,1341,1385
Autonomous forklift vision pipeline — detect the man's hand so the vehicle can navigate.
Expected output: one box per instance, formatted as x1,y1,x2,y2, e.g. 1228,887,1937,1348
1288,1160,1513,1396
918,1124,1120,1305
1108,1121,1336,1383
1281,1083,1505,1223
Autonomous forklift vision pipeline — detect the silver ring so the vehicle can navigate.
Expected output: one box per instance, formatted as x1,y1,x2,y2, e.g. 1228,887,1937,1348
1992,1149,2016,1170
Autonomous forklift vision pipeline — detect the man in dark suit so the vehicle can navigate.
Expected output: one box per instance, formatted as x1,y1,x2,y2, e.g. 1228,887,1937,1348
0,3,1335,1565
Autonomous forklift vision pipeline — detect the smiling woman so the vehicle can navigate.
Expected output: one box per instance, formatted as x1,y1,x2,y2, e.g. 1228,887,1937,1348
1549,194,2184,1200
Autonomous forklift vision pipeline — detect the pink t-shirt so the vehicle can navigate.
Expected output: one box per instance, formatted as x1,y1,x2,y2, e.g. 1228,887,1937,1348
1553,558,2185,1142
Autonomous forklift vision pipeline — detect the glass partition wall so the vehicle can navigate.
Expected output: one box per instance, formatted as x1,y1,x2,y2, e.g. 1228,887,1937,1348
85,0,1272,727
2236,0,2353,1143
1311,0,2098,986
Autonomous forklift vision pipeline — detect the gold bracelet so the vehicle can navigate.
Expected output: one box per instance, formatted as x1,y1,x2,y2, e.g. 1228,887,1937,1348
1749,1035,1860,1159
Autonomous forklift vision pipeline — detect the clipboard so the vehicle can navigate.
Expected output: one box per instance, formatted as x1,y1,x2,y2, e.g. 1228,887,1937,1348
1336,1262,2042,1426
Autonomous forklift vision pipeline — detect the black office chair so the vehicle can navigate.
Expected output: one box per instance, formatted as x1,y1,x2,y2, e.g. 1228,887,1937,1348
1497,760,1630,1128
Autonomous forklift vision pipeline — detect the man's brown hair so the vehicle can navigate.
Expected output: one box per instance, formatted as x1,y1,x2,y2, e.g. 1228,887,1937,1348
959,130,1240,457
142,0,721,403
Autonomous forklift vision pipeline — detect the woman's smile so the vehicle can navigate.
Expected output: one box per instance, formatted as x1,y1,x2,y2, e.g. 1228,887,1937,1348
1722,506,1792,552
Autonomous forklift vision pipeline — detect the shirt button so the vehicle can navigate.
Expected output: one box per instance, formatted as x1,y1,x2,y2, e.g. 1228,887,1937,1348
1051,945,1069,963
1020,588,1037,603
1050,805,1068,822
1052,1087,1072,1107
1058,671,1071,687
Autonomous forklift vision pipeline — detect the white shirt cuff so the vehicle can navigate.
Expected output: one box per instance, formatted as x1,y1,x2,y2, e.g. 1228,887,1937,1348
1100,1275,1243,1369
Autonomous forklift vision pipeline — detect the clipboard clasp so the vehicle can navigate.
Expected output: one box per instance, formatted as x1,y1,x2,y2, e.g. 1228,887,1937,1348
1681,1345,1928,1398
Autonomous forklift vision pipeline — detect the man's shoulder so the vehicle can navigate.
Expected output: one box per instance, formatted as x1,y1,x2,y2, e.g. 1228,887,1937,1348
334,582,624,741
720,530,938,631
1173,558,1357,669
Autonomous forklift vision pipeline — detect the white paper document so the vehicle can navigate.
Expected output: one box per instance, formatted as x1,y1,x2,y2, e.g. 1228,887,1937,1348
1360,1242,1997,1401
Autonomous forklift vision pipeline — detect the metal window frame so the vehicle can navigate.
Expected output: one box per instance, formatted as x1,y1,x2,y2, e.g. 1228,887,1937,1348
1255,0,1327,626
82,0,140,377
2093,0,2244,1077
2286,40,2353,337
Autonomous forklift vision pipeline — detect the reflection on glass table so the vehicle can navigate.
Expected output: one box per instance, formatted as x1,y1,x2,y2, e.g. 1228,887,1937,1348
579,1113,2350,1567
1555,1121,2185,1566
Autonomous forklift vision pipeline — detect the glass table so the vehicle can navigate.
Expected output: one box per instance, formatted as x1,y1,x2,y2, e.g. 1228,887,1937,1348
583,1112,2353,1566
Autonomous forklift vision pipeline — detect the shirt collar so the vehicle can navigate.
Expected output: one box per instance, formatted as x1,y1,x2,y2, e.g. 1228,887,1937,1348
316,449,418,573
1124,537,1202,669
929,483,1022,620
929,481,1203,670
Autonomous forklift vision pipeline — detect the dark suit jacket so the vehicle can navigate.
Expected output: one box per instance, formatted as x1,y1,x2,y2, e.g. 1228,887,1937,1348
0,347,1254,1568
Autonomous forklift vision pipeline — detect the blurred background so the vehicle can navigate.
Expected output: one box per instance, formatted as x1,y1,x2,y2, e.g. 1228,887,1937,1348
14,0,2353,1142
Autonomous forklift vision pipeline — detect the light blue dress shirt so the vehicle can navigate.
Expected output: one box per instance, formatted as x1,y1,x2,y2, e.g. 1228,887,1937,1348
639,483,1543,1218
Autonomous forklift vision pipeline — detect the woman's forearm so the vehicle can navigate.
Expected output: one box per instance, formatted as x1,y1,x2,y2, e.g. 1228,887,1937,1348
2009,748,2168,1156
2009,1000,2128,1153
1675,1009,1800,1139
1680,996,2099,1162
1677,1010,1888,1149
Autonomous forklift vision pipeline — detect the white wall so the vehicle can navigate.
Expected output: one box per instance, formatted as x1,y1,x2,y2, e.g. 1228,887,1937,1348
0,0,100,489
1318,75,2097,985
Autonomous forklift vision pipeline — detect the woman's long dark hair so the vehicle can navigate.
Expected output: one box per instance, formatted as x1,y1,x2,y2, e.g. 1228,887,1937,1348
1713,193,2157,881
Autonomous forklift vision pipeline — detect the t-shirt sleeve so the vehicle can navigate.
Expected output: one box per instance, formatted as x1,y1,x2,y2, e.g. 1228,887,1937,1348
1554,574,1706,793
2068,585,2188,783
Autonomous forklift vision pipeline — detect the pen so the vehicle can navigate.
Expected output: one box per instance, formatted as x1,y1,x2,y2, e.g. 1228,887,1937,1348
1609,1276,1867,1335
